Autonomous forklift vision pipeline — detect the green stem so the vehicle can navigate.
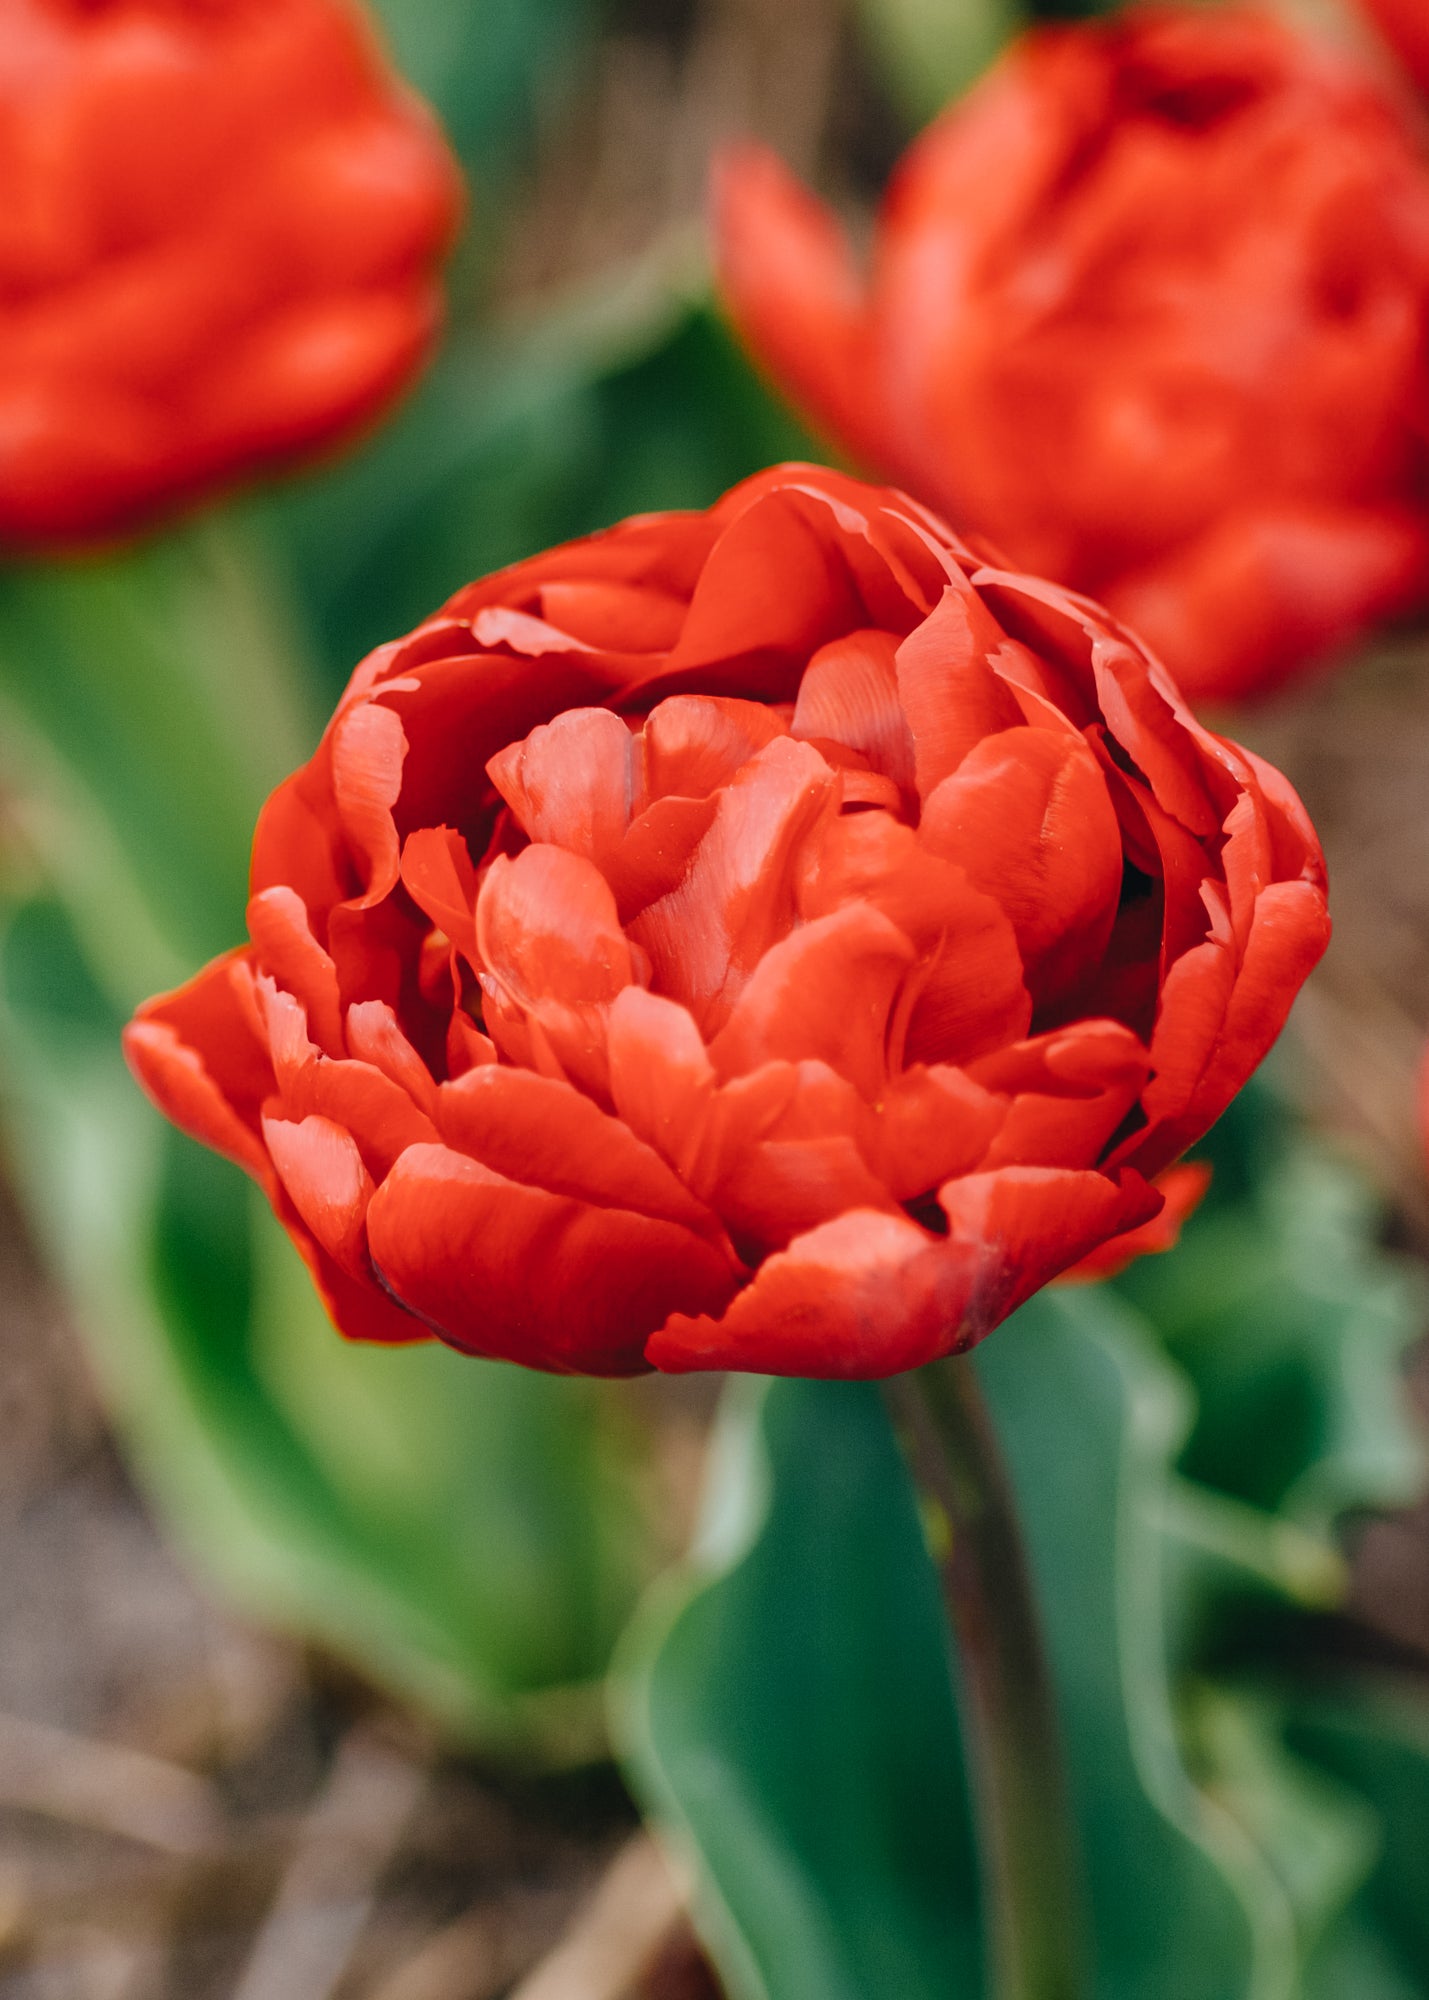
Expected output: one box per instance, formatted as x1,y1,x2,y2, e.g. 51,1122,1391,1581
884,1356,1085,2000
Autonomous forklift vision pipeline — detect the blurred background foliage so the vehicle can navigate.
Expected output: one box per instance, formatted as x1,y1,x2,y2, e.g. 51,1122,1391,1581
1,0,1427,1995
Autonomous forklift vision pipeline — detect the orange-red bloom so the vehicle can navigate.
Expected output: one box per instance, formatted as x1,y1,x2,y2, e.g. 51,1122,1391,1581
1363,0,1429,97
714,6,1429,705
0,0,461,546
125,467,1329,1378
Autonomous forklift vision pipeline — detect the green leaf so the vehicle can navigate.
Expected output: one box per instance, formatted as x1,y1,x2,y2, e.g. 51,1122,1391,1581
616,1286,1312,2000
614,1374,985,2000
976,1290,1300,1999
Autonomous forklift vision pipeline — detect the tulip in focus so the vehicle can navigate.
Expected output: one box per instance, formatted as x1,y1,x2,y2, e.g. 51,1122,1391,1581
714,6,1429,704
125,466,1329,1379
0,0,461,546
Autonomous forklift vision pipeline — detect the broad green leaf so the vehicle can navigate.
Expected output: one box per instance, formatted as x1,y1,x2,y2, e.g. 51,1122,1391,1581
614,1375,985,2000
976,1291,1299,1999
616,1287,1311,2000
0,889,652,1758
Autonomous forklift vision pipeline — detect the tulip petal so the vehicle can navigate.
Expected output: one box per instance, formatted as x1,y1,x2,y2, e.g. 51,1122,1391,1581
124,1016,272,1184
631,736,836,1030
125,947,275,1145
487,707,638,860
399,826,479,964
246,885,346,1056
263,1113,375,1278
648,1207,980,1377
279,1055,438,1179
477,844,634,1011
642,695,789,802
438,1064,722,1237
708,903,915,1098
538,579,688,652
895,582,1024,800
1106,505,1429,704
858,1064,1005,1201
791,628,917,799
606,986,718,1171
345,999,440,1118
1127,878,1330,1176
714,1133,903,1256
329,696,407,905
366,1143,740,1374
664,486,864,689
934,1165,1163,1332
919,726,1122,999
1059,1162,1211,1283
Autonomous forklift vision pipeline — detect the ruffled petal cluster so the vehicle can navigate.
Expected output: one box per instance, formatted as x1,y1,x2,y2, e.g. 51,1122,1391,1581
125,467,1329,1378
714,5,1429,704
0,0,461,544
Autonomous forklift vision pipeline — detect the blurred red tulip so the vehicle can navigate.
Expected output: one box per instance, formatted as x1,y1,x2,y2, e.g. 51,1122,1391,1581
714,6,1429,705
1362,0,1429,97
125,466,1329,1378
0,0,461,546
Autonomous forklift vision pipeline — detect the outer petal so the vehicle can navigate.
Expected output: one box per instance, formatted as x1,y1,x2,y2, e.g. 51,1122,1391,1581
366,1143,740,1374
648,1208,981,1377
1123,878,1330,1177
648,1165,1159,1377
934,1165,1163,1335
123,948,274,1168
1059,1162,1211,1283
123,1017,272,1184
296,1239,433,1348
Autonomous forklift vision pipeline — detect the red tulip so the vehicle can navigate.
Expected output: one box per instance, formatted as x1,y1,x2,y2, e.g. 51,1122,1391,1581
0,0,461,546
1362,0,1429,97
125,467,1329,1378
714,6,1429,704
